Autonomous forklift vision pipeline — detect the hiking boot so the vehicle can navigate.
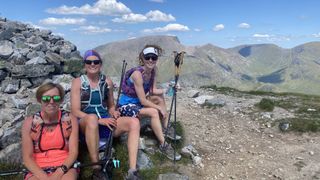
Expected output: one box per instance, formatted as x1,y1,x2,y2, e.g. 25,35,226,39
92,168,108,180
163,126,181,140
125,169,142,180
158,142,181,161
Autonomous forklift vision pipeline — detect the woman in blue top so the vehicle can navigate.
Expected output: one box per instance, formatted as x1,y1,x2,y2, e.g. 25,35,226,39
71,50,141,180
118,45,181,161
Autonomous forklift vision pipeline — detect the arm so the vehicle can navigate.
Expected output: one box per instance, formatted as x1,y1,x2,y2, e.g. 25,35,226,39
132,71,162,111
150,72,166,95
71,78,87,119
22,117,48,179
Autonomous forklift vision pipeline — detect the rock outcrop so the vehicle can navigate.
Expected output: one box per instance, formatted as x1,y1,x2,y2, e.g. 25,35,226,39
0,18,83,163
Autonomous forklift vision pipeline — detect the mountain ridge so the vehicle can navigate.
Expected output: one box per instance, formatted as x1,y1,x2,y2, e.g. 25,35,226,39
95,35,320,95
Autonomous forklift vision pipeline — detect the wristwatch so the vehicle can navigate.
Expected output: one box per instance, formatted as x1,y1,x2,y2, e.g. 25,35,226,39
60,165,68,174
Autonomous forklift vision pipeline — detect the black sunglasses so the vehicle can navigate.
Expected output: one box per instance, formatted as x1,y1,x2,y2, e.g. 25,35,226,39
84,60,101,65
144,55,158,61
41,95,61,103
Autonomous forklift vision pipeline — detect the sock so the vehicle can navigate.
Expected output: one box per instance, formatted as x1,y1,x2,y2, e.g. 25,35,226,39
128,168,137,174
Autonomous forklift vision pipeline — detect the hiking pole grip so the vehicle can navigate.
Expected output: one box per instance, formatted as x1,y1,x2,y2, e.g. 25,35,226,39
173,51,185,77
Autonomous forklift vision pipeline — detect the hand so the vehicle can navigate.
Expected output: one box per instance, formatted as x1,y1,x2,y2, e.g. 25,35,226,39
99,118,117,130
47,169,63,180
158,107,167,120
111,111,120,119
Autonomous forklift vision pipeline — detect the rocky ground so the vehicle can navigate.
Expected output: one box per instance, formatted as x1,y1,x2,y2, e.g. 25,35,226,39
169,87,320,180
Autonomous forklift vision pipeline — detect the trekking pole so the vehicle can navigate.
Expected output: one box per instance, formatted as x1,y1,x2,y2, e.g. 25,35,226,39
0,168,28,176
164,51,185,164
102,60,127,173
0,160,116,177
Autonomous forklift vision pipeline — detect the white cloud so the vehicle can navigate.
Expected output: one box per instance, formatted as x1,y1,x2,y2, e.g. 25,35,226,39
39,17,86,25
238,23,250,29
213,24,224,31
146,10,175,22
25,22,48,30
142,23,189,33
73,25,112,34
312,33,320,38
253,34,270,38
46,0,131,16
53,32,65,37
112,13,147,23
194,28,201,32
112,10,175,23
149,0,164,3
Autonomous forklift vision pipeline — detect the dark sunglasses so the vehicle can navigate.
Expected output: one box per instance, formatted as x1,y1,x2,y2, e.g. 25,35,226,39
144,55,158,61
84,60,101,65
41,95,61,103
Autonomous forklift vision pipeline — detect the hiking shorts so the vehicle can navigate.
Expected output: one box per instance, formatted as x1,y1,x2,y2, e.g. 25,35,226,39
119,103,142,118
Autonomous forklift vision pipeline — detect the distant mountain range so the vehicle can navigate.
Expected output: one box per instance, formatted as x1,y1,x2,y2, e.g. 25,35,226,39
94,35,320,96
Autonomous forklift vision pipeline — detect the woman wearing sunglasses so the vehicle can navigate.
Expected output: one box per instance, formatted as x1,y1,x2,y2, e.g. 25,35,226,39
118,45,181,161
70,50,141,180
21,82,79,180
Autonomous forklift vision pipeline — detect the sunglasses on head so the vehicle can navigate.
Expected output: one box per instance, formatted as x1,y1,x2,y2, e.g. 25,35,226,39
84,60,101,65
144,55,158,61
41,95,61,103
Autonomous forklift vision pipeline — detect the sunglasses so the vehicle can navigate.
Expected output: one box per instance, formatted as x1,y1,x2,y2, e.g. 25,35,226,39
41,95,61,103
84,60,101,65
144,55,158,61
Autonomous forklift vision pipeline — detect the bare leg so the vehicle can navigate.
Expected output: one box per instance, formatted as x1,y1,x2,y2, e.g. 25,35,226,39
139,108,165,144
113,117,140,169
148,94,168,128
79,114,100,168
62,168,78,180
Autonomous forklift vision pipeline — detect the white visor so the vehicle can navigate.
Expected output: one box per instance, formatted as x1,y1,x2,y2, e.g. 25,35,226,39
143,47,158,56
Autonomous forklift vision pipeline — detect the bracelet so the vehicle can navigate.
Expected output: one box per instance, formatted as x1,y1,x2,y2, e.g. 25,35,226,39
60,165,68,174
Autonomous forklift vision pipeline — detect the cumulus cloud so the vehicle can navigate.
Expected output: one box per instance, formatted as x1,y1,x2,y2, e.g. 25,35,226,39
46,0,131,16
146,10,175,22
112,10,175,23
213,24,224,31
238,23,250,29
72,25,112,34
142,23,189,33
313,32,320,38
112,13,147,23
39,17,86,25
252,34,291,42
194,28,201,32
253,34,270,38
143,24,189,33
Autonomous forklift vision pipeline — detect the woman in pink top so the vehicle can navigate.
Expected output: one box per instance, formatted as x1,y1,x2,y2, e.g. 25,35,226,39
22,82,79,180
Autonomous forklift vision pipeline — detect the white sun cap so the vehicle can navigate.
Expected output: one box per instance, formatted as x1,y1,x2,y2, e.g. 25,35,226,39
143,47,158,56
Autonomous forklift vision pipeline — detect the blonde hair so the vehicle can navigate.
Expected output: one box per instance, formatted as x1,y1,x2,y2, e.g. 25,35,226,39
138,44,163,66
36,82,65,103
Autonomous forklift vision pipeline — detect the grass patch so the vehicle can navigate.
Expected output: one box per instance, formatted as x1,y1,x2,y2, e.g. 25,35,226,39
78,121,186,179
0,162,24,180
256,98,275,111
278,118,320,132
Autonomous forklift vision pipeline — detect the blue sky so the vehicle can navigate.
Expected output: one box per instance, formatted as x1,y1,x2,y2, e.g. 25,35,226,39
1,0,320,52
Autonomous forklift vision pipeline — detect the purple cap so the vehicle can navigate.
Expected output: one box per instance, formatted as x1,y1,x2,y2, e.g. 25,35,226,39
83,50,101,61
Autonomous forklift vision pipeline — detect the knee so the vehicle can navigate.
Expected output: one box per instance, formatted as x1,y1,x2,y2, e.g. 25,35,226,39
85,114,99,130
129,118,140,131
152,96,163,104
149,108,160,118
